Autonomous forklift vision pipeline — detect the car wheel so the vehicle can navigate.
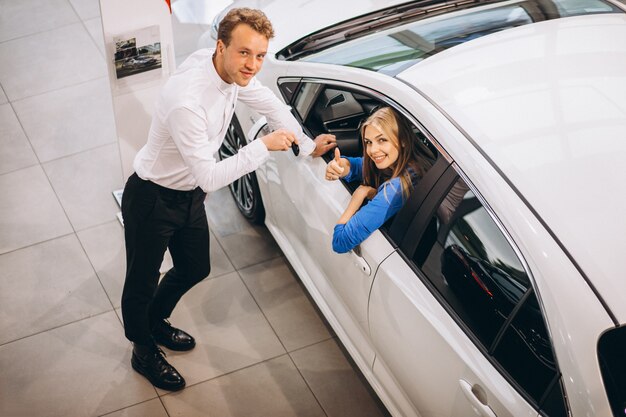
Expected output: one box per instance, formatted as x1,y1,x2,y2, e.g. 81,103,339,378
218,115,266,224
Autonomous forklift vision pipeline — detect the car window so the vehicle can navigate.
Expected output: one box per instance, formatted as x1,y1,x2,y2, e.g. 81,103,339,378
279,79,442,243
297,0,623,75
281,80,439,164
598,326,626,417
408,173,567,416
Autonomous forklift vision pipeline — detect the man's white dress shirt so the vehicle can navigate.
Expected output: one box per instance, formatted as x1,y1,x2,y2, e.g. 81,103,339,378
133,48,315,192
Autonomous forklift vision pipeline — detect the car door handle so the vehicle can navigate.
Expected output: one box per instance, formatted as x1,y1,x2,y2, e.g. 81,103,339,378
459,379,497,417
351,247,371,275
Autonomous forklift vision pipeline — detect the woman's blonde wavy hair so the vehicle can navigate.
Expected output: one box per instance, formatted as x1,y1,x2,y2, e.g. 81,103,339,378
360,107,427,200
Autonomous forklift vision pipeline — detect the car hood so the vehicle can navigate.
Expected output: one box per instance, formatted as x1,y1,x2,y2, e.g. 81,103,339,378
209,0,409,53
397,14,626,323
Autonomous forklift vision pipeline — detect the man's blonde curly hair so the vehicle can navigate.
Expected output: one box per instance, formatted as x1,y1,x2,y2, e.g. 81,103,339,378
218,8,275,46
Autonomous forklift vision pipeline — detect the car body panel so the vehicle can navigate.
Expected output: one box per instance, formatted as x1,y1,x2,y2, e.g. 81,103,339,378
397,14,626,321
370,251,538,417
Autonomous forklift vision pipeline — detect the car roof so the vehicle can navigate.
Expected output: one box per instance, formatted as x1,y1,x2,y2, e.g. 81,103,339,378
397,14,626,321
213,0,409,53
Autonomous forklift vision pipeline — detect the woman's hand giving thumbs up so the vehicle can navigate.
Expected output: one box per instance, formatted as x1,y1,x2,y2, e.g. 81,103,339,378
325,148,350,181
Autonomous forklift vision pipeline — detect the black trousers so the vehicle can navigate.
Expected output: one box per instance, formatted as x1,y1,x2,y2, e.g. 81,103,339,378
121,173,209,345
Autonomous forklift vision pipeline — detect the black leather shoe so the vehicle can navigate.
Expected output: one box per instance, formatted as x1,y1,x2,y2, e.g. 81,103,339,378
152,319,196,351
131,343,185,391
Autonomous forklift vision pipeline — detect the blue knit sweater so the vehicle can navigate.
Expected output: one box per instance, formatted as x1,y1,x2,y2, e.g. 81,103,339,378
332,157,409,253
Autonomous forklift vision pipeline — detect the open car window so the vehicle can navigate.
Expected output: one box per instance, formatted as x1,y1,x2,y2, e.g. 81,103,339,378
278,79,442,239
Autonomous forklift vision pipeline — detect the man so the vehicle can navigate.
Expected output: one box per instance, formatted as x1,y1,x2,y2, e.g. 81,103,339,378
120,8,336,391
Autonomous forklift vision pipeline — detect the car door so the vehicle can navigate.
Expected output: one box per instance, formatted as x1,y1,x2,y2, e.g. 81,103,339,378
369,164,569,417
262,78,400,368
263,77,444,372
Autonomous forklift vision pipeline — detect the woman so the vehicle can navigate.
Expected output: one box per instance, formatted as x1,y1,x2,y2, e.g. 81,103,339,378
326,107,426,253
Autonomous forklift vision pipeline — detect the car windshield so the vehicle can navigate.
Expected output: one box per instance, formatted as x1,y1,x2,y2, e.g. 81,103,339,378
296,0,623,75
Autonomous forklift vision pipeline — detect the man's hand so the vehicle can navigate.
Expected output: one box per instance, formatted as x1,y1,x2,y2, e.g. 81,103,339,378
325,148,350,181
261,129,298,151
311,133,337,157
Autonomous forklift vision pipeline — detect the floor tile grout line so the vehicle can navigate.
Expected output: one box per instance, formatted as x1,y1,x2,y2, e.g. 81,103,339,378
96,396,160,417
74,224,120,314
0,138,118,180
234,265,331,417
235,268,289,352
8,75,109,105
0,308,115,348
286,350,331,417
157,351,289,396
157,394,173,417
65,0,106,61
0,230,76,257
232,252,284,272
38,140,119,166
0,19,85,46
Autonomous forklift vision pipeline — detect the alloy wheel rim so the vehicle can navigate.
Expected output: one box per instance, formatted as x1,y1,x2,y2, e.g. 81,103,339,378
220,123,254,212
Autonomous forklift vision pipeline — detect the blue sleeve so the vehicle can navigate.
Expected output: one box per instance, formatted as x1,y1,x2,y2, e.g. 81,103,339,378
342,157,363,183
332,178,405,253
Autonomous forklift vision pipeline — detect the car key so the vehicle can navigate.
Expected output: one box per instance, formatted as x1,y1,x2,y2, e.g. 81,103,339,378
291,142,299,156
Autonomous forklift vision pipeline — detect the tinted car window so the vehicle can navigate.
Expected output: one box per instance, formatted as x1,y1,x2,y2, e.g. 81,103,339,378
493,294,567,416
417,178,528,348
598,326,626,417
412,174,565,415
299,0,622,75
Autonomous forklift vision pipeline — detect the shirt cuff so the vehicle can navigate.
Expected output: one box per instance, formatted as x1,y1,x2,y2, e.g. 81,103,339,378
298,135,316,157
246,138,270,164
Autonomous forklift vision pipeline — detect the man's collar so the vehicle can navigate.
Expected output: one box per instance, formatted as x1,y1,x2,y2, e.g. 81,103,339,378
208,51,235,95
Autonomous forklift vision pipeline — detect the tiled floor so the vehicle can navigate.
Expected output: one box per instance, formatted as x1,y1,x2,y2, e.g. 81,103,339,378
0,1,389,416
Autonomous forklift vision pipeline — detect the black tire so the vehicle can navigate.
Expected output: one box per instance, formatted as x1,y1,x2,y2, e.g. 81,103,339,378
219,115,266,224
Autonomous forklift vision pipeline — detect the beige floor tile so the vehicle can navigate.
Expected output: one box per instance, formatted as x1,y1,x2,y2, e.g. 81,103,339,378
0,23,105,101
13,78,116,162
84,17,105,56
43,143,123,231
208,231,236,278
77,220,126,308
205,187,253,238
69,0,100,20
216,225,282,270
161,355,325,417
239,257,331,351
78,222,234,309
0,0,79,43
0,103,38,175
0,312,157,417
0,165,73,254
0,234,111,345
290,339,389,417
155,272,285,389
0,85,7,104
100,399,168,417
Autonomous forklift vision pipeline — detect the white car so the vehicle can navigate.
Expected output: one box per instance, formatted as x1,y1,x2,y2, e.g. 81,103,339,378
206,1,626,416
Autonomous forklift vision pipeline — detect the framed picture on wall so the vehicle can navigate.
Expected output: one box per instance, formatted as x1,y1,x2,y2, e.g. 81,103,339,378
112,25,163,86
